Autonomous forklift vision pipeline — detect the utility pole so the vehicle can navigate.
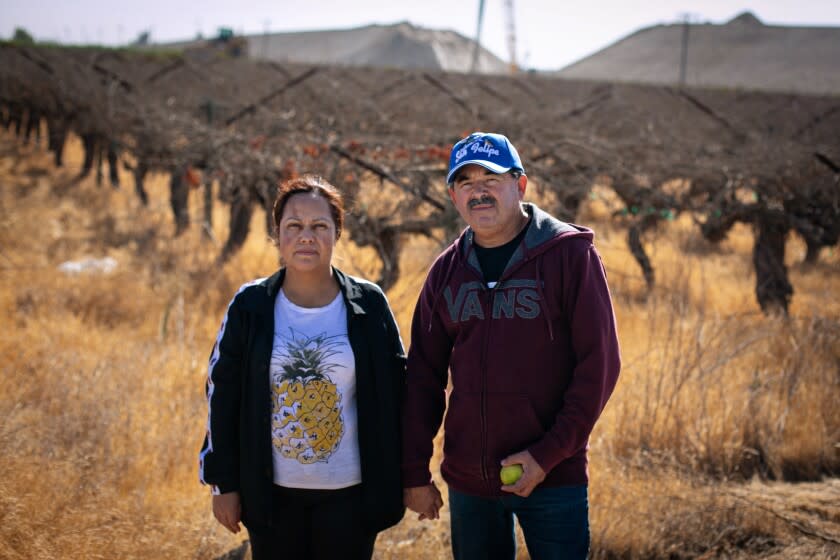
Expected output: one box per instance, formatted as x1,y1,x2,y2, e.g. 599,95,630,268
504,0,518,73
470,0,486,73
262,19,271,59
679,13,691,87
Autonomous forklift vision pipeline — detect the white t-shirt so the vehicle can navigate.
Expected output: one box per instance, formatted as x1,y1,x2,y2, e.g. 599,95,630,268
269,289,361,489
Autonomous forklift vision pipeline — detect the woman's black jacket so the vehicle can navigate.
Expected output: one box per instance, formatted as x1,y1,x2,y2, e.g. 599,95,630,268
199,267,406,533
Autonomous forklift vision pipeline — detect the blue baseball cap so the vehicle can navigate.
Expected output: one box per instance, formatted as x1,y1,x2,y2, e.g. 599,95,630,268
446,132,525,185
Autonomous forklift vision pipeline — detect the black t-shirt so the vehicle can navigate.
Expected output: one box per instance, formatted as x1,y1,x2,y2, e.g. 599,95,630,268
473,218,531,285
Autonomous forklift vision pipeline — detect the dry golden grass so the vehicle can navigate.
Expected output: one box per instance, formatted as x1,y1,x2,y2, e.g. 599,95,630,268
1,131,838,559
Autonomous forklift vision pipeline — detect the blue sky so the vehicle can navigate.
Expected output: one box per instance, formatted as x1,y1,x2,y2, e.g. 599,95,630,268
2,0,839,69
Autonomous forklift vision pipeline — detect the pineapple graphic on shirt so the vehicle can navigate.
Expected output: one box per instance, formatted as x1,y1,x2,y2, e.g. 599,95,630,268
271,331,345,464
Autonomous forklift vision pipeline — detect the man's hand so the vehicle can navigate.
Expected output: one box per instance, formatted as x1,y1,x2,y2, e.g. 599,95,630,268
403,483,443,520
500,450,546,497
212,491,242,534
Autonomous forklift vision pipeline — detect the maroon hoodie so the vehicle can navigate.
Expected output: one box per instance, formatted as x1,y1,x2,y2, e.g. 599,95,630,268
402,203,621,497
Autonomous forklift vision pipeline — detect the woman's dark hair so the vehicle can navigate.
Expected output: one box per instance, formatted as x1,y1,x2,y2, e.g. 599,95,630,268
272,174,345,240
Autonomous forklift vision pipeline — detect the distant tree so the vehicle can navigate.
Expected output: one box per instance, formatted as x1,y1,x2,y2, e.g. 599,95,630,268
12,27,35,44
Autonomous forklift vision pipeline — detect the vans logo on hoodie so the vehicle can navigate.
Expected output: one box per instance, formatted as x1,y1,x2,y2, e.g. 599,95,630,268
444,280,541,323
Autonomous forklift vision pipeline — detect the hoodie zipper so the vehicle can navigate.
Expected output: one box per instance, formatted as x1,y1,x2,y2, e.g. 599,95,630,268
479,281,491,484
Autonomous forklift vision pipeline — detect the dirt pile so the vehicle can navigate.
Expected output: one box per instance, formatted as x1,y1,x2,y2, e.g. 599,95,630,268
557,12,840,95
167,22,509,74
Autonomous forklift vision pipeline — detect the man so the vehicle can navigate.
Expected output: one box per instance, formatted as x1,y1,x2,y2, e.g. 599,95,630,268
402,132,621,559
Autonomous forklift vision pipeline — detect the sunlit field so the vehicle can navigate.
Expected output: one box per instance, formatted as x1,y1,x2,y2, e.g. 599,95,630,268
1,131,838,559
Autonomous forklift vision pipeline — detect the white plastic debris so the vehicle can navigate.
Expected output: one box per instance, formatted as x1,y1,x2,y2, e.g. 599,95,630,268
58,257,118,275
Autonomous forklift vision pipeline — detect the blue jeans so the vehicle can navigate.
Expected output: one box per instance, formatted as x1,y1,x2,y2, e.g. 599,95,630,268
449,485,589,560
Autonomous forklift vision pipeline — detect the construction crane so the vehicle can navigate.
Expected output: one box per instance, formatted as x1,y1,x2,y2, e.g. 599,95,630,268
470,0,518,74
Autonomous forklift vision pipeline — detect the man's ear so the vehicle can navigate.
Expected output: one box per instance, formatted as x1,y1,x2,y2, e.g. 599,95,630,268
517,174,528,198
448,185,457,205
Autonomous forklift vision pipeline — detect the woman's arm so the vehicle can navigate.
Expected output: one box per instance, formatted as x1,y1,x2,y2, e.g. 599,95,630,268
199,288,249,496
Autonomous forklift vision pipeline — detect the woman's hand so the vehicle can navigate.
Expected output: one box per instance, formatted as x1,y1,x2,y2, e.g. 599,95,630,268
404,483,443,521
212,491,242,534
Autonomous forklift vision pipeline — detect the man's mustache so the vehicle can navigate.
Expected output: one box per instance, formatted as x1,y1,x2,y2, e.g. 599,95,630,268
468,195,495,209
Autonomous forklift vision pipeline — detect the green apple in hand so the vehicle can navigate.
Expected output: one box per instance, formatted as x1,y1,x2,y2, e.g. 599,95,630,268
500,464,523,485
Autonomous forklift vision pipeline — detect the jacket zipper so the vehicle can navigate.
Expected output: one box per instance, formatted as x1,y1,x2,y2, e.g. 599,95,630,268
479,282,491,484
479,280,502,488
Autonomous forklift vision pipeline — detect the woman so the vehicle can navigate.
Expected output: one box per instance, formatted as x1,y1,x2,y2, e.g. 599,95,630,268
199,175,406,559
